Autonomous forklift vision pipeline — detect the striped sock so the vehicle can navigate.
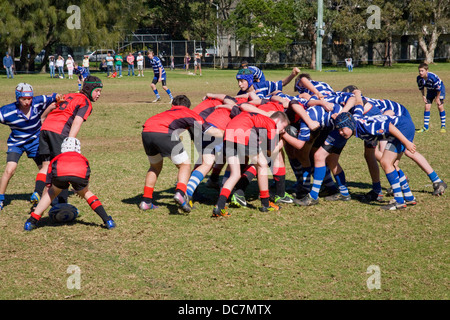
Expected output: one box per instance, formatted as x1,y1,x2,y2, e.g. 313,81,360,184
423,111,430,129
386,170,404,204
323,167,338,190
440,110,446,128
309,166,326,200
334,170,350,197
87,195,109,223
166,89,173,99
302,167,312,192
428,171,442,183
397,169,414,201
153,90,160,98
186,170,204,197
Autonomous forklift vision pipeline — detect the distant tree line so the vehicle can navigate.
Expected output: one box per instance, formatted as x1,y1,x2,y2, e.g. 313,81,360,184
0,0,448,71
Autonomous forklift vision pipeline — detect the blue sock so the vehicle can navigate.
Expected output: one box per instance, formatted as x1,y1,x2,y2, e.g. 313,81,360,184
424,111,430,129
428,171,442,183
166,89,173,99
334,170,350,197
0,194,5,201
310,166,326,200
440,110,446,128
372,181,382,195
386,170,404,204
302,167,312,192
323,167,338,190
78,83,82,91
153,90,160,98
397,169,414,201
186,170,204,197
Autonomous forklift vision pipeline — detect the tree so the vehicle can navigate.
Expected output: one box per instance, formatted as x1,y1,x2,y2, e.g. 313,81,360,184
407,0,450,64
227,0,297,62
0,0,142,72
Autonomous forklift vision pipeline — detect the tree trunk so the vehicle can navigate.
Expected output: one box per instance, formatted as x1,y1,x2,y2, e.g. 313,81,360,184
418,26,440,64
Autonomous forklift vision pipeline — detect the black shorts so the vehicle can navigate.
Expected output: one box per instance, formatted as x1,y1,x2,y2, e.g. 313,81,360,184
51,175,89,192
6,152,43,166
312,128,332,149
224,141,260,164
152,77,167,86
141,131,185,158
39,130,66,161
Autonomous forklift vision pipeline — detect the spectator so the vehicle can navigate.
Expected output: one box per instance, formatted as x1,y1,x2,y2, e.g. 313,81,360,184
170,55,175,70
184,53,190,72
136,52,144,77
126,52,135,76
48,56,56,78
82,55,90,73
56,55,65,78
3,52,14,79
194,52,202,76
100,58,107,73
106,52,114,77
114,52,123,78
345,58,353,72
66,55,74,79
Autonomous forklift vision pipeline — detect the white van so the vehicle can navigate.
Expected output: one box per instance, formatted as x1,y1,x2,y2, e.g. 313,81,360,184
87,49,116,62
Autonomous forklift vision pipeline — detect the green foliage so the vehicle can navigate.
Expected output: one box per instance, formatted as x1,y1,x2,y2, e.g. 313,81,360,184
228,0,297,55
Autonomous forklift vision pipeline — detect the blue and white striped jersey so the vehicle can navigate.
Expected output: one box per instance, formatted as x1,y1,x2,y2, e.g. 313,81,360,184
238,80,283,97
296,80,335,96
0,94,57,147
298,103,343,141
417,72,444,92
353,105,396,144
366,98,411,119
248,66,266,82
150,56,166,78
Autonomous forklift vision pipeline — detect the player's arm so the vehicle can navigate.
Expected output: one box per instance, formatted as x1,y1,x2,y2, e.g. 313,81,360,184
158,68,162,81
203,93,226,101
299,76,324,99
280,130,305,150
388,123,416,154
290,101,320,131
239,103,272,117
281,67,300,87
68,116,85,138
306,98,334,112
41,103,57,122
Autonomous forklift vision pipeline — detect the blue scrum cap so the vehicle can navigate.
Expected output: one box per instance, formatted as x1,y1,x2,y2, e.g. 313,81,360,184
335,112,356,131
236,68,253,88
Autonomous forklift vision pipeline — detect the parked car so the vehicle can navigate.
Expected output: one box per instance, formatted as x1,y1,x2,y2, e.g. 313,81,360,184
195,47,217,58
87,49,116,62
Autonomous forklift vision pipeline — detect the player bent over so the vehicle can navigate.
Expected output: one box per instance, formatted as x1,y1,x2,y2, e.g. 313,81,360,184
335,105,417,210
140,95,219,213
24,137,116,231
212,111,290,217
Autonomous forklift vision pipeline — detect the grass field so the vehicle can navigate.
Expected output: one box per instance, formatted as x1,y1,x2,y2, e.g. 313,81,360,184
0,63,448,300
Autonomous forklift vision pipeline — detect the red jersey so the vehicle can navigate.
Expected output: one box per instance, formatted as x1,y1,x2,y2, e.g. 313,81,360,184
47,152,90,184
192,98,222,120
258,101,285,113
224,112,277,149
142,105,207,134
204,108,233,131
41,93,93,135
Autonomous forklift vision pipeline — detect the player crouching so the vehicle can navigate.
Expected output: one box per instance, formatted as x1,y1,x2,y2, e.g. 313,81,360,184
24,137,116,231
